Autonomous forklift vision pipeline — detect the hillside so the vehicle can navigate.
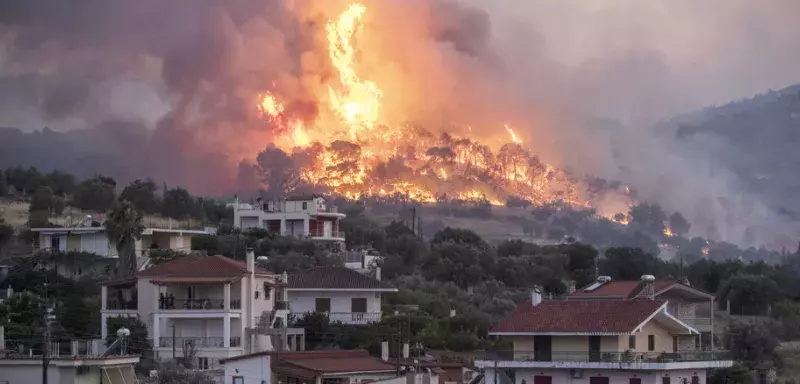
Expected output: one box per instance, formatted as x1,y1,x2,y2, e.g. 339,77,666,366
672,84,800,220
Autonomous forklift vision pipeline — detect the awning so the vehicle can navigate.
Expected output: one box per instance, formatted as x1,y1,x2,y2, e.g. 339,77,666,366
101,364,137,384
150,276,242,285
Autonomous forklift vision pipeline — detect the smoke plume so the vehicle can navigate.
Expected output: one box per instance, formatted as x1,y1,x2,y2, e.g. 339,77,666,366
0,0,797,246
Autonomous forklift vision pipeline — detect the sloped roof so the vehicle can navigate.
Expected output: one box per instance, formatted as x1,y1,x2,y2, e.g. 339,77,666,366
491,299,666,334
569,280,707,299
137,254,270,278
288,266,397,291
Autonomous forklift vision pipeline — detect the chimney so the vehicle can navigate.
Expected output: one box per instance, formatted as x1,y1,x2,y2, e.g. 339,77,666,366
381,340,389,361
246,248,255,273
375,267,381,281
402,342,409,359
531,286,542,306
449,308,456,318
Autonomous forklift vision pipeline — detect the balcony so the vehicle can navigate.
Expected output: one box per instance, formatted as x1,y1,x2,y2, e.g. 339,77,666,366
281,230,345,239
159,298,240,311
105,299,137,311
476,350,734,371
289,311,381,325
158,336,242,348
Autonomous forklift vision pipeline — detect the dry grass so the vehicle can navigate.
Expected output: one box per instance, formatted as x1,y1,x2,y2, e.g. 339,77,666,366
0,198,199,230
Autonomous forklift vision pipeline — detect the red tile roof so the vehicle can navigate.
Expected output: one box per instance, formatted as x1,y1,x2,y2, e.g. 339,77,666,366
289,266,396,290
491,299,666,334
570,280,676,298
150,277,242,285
138,254,270,278
222,349,396,374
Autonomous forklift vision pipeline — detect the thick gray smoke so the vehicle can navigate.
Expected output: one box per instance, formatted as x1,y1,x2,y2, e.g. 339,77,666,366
0,0,797,246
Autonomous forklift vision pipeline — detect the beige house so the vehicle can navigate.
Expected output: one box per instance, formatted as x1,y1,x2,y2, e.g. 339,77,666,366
31,226,212,258
477,289,733,384
568,276,716,349
101,250,295,375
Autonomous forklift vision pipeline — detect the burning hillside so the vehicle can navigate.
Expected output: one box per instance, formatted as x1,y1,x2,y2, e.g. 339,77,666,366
253,3,626,212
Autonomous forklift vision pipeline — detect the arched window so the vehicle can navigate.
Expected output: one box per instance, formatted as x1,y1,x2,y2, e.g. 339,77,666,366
302,202,308,210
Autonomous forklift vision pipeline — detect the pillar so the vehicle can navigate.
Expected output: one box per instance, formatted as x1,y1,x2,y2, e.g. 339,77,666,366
101,286,108,310
224,315,231,348
710,297,715,351
303,218,310,236
224,283,231,311
101,314,108,340
153,314,161,349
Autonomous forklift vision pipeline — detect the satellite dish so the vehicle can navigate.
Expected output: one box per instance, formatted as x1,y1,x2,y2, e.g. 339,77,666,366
257,256,269,263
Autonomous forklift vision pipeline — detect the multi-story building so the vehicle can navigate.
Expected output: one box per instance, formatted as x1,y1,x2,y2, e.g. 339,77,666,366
232,195,346,248
568,276,716,349
100,250,290,372
30,225,213,257
478,288,733,384
287,266,397,325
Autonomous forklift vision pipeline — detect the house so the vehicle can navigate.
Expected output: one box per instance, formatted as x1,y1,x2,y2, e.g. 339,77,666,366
30,225,213,258
232,195,346,248
100,250,291,373
568,276,716,349
287,266,398,325
0,354,139,384
221,350,399,384
477,288,733,384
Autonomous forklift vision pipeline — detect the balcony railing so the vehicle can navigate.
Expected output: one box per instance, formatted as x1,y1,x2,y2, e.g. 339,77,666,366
281,230,345,239
159,299,227,310
679,317,713,327
158,337,242,348
486,350,731,363
275,300,290,310
105,300,137,310
289,311,381,324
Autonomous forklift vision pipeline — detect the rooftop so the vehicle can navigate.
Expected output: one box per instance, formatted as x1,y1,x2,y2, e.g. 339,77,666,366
288,266,397,291
222,350,396,376
138,254,271,278
491,299,671,335
569,279,713,300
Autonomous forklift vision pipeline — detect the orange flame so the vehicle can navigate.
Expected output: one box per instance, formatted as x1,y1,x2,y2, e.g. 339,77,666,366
505,124,522,144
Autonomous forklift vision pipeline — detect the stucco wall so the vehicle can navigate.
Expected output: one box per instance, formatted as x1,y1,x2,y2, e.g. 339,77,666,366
289,290,381,315
225,355,272,384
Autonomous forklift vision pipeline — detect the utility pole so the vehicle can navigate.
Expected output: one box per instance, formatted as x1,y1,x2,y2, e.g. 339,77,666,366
395,314,402,375
42,281,50,384
171,324,177,360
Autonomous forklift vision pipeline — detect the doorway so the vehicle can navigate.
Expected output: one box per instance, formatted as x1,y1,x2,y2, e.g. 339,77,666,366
589,336,602,362
533,336,552,361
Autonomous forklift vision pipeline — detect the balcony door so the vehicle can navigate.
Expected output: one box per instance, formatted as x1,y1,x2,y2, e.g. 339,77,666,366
315,298,331,313
351,298,367,322
589,336,602,362
533,336,551,361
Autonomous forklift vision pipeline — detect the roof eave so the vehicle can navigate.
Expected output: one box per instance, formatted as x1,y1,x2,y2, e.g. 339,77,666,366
287,288,398,292
489,331,632,336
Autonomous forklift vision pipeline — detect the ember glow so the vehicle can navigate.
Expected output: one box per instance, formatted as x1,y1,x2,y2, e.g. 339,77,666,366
255,2,629,213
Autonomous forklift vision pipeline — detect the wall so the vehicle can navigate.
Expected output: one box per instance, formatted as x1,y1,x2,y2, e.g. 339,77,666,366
137,279,160,339
0,363,69,384
495,367,708,384
225,355,272,384
289,290,382,314
79,233,112,257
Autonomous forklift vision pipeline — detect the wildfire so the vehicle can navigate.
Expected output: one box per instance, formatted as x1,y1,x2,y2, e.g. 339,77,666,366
664,227,674,237
253,3,601,208
505,124,522,144
701,247,710,256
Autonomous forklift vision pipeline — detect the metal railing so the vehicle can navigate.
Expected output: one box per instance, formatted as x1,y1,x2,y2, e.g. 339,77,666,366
105,300,137,310
288,311,382,324
485,350,731,363
281,230,345,239
158,337,242,348
275,300,290,310
159,299,226,310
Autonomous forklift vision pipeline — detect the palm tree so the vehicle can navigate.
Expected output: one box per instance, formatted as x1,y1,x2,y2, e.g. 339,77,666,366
105,200,145,277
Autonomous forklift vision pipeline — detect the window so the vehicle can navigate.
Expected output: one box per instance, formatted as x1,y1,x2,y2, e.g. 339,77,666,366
628,335,636,349
648,335,655,351
255,290,260,299
315,297,331,312
691,375,699,384
197,357,209,370
232,377,244,384
302,202,308,210
351,298,367,313
264,283,271,300
661,377,670,384
50,236,61,251
629,379,642,384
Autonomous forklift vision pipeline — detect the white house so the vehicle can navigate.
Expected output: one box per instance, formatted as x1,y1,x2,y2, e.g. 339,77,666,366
477,289,734,384
30,226,213,258
222,350,398,384
287,266,398,325
232,195,346,248
0,354,139,384
100,250,290,373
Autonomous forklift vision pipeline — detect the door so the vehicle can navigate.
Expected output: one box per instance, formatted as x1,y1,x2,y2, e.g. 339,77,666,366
533,377,551,384
630,379,642,384
589,378,609,384
672,336,678,353
533,336,552,361
315,297,331,312
324,220,333,237
589,336,602,362
351,297,367,321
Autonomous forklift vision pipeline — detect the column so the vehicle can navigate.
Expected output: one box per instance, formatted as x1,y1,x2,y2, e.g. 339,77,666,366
280,219,286,235
710,297,715,351
101,286,108,310
303,218,310,236
224,315,231,348
153,314,161,349
101,314,108,340
224,283,231,311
